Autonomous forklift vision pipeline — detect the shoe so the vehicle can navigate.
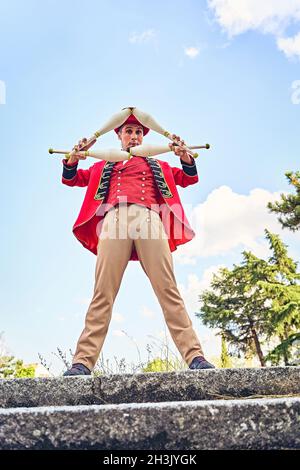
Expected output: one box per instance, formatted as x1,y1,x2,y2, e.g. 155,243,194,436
189,356,215,370
63,363,91,376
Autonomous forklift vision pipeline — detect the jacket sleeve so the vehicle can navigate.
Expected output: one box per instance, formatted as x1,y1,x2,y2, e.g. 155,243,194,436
171,158,199,188
61,159,92,187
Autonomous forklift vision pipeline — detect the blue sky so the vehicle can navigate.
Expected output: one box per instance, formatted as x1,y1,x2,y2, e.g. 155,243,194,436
0,0,299,374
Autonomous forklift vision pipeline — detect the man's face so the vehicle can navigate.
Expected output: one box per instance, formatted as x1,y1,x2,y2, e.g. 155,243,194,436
118,124,144,150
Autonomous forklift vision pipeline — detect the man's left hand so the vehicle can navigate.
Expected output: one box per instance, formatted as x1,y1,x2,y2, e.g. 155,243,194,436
168,134,193,164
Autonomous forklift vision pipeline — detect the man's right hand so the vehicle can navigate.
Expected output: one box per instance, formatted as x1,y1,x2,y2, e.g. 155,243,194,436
66,137,96,165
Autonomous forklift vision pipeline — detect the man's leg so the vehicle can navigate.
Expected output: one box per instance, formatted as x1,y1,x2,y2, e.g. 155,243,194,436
133,207,204,367
72,207,133,371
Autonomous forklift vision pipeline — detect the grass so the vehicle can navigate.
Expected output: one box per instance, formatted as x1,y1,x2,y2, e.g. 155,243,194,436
38,329,189,377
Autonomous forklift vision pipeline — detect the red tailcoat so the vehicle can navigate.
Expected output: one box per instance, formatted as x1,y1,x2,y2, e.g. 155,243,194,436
62,158,198,260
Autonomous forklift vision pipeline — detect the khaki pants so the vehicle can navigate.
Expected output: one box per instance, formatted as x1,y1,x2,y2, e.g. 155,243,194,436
72,204,204,370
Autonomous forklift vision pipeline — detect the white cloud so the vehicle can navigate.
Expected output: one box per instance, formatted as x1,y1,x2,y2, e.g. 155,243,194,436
156,329,169,340
277,31,300,58
0,80,6,105
146,328,181,359
199,330,222,359
150,322,221,362
208,0,300,36
184,46,200,58
112,330,126,337
207,0,300,59
76,297,91,306
176,185,297,264
150,327,172,343
112,312,125,323
141,306,156,318
0,332,11,356
178,266,225,314
174,254,197,265
178,270,223,358
129,29,156,44
291,79,300,104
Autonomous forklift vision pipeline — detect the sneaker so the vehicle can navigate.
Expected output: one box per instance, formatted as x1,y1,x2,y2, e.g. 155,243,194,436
63,363,91,376
189,356,215,370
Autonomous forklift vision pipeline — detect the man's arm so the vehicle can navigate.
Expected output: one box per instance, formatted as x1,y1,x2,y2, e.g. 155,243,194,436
180,157,197,176
167,134,199,187
61,136,96,187
62,158,92,187
171,157,199,188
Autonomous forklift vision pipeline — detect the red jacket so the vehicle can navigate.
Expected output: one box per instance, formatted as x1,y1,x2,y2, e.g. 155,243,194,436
62,158,198,260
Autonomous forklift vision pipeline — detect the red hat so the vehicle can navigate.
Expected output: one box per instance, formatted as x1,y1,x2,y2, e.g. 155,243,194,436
114,114,150,136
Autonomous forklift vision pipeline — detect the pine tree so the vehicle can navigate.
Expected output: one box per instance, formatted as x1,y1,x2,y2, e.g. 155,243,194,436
197,258,272,366
267,171,300,231
257,230,300,365
197,230,300,366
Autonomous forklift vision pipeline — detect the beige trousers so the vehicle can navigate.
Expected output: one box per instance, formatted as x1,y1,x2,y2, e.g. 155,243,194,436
72,203,204,370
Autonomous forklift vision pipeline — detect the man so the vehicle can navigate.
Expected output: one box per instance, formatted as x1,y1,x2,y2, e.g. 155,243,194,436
62,114,215,375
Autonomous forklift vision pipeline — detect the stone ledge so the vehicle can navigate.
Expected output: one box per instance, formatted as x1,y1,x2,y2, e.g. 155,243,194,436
0,397,299,450
0,367,299,408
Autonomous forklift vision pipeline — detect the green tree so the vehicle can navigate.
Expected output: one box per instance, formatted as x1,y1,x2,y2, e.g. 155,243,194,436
15,360,35,378
258,231,300,365
0,356,35,379
197,230,300,367
267,171,300,231
265,333,300,366
220,336,233,368
0,356,16,378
